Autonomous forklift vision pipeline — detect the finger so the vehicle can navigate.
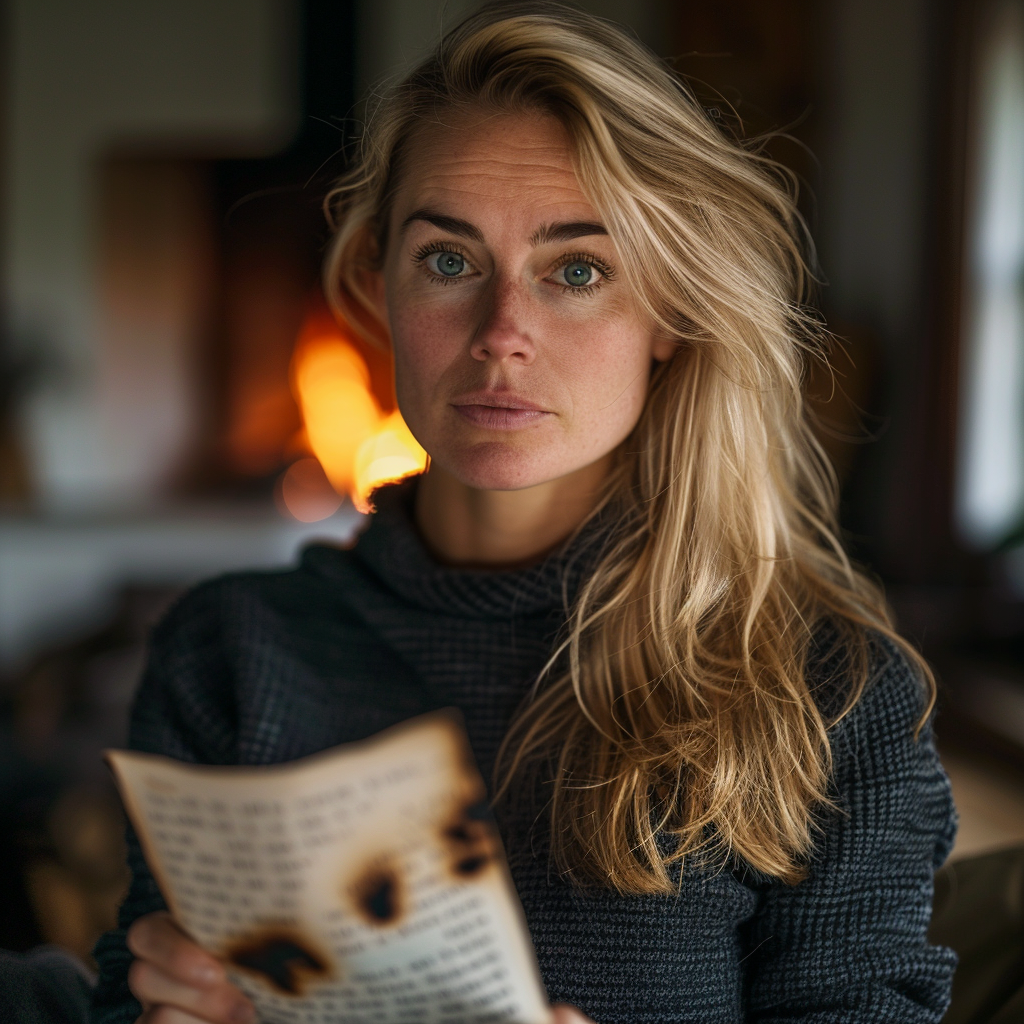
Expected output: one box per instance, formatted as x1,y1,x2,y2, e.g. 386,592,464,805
128,912,225,988
138,1007,224,1024
129,960,255,1024
551,1005,595,1024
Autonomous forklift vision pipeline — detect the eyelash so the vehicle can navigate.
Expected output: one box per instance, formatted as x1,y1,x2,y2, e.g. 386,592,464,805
411,242,616,296
411,242,472,286
550,252,615,297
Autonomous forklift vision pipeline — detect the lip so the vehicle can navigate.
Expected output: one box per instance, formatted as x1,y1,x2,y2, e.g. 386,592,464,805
450,391,553,430
451,391,549,412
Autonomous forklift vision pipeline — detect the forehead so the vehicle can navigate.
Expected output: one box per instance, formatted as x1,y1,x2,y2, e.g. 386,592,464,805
390,109,597,226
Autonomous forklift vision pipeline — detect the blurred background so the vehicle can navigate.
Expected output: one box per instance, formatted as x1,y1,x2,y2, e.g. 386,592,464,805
1,0,1023,968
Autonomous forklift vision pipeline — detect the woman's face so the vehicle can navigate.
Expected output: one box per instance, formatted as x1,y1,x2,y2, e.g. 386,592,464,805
370,109,675,492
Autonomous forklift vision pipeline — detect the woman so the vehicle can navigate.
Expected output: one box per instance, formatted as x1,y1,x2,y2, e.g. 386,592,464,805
91,3,957,1022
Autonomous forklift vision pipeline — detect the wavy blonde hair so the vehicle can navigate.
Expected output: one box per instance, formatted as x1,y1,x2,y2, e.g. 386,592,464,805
323,1,934,892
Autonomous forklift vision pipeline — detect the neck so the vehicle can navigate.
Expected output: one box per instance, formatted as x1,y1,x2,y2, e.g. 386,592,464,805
414,459,610,569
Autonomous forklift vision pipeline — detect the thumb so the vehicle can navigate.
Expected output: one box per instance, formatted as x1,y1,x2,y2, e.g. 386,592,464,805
551,1005,595,1024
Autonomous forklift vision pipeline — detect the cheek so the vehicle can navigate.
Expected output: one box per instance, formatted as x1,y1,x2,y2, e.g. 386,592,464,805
388,302,470,445
557,324,654,426
389,304,456,385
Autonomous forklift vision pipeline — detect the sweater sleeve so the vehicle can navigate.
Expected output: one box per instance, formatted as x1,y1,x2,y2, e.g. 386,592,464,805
90,584,238,1024
743,641,958,1022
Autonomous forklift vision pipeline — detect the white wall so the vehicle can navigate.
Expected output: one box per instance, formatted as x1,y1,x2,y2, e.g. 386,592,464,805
0,506,361,671
4,0,300,511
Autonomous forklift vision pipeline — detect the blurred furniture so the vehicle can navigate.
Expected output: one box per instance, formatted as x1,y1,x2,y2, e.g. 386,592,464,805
931,844,1024,1024
0,504,359,671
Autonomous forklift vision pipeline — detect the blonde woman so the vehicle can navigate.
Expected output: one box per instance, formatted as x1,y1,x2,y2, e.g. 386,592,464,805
91,4,957,1022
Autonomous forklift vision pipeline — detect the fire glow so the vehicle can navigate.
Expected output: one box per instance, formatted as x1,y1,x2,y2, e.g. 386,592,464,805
278,309,427,521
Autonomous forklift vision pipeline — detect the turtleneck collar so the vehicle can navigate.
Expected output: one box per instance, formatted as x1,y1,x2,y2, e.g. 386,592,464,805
321,477,609,620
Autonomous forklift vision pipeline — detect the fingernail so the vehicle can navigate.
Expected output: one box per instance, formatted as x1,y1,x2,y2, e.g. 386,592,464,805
192,962,221,985
230,1002,256,1024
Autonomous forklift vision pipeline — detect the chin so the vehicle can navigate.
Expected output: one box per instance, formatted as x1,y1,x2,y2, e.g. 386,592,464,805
442,441,568,491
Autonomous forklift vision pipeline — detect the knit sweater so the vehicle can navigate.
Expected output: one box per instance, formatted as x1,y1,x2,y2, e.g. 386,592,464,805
91,481,958,1023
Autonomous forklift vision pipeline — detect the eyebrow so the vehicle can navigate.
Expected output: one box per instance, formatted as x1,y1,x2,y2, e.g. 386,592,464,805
529,221,608,245
399,209,608,247
400,210,483,242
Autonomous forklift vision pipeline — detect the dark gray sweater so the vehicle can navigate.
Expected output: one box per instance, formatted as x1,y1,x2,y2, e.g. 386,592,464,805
91,482,957,1023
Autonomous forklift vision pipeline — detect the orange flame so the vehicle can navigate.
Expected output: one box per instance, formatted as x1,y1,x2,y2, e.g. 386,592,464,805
281,309,427,519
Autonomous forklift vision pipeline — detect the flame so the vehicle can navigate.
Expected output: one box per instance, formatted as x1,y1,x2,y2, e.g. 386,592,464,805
285,311,427,519
354,409,428,501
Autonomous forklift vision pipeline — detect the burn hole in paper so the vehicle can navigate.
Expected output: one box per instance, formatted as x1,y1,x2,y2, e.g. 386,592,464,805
443,799,498,879
225,930,330,995
350,858,404,925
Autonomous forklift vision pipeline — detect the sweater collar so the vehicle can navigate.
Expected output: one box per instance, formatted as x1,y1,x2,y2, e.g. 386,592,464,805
334,477,607,620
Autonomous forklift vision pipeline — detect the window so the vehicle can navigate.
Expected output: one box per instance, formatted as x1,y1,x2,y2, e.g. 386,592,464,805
956,0,1024,547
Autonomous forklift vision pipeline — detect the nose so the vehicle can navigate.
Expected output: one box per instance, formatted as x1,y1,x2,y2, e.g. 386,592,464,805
468,276,536,365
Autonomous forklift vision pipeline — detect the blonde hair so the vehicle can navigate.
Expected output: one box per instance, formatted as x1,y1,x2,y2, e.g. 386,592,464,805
324,1,934,892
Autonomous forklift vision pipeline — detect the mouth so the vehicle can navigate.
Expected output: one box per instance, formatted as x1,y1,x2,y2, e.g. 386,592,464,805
450,392,552,430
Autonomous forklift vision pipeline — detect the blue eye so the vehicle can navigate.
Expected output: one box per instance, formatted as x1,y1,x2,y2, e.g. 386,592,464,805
562,261,594,287
431,251,465,277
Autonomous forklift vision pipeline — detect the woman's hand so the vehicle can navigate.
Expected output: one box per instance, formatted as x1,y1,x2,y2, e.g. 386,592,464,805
127,911,255,1024
552,1005,595,1023
126,912,592,1024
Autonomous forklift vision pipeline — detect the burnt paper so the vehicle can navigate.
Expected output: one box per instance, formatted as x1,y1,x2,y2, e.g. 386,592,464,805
106,711,550,1024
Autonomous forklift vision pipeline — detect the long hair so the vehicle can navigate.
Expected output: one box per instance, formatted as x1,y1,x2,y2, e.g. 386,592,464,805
323,1,935,892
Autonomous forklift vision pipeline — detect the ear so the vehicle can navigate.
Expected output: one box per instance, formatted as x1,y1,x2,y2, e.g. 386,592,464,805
651,332,678,363
345,221,390,349
360,266,387,323
346,266,391,353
